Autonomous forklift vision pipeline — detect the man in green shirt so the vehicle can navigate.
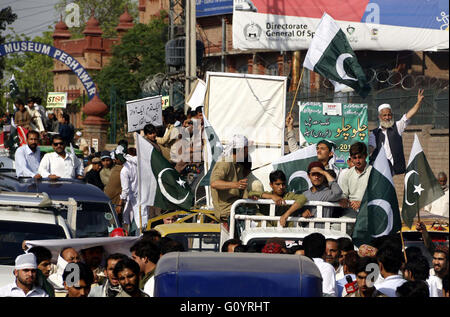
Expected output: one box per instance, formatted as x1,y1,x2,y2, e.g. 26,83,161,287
210,135,250,224
249,170,307,227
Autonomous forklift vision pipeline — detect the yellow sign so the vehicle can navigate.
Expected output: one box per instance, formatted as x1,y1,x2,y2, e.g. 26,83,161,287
47,92,67,108
162,95,170,110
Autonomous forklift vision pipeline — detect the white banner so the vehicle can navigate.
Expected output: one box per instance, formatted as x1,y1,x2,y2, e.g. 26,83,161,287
126,96,163,133
204,72,287,191
232,1,449,52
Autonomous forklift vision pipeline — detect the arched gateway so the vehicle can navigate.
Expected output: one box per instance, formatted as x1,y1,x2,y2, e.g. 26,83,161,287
0,41,96,99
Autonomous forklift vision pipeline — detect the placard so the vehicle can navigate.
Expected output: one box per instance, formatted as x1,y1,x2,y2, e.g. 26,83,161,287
126,96,163,133
91,138,98,152
162,96,170,110
46,92,67,108
299,102,368,168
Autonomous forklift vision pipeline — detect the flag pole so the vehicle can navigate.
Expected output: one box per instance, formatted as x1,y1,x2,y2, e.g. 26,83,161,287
399,226,408,263
135,132,143,235
139,205,143,235
288,67,305,117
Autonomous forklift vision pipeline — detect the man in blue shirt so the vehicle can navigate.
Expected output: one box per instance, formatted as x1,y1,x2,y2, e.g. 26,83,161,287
14,130,42,178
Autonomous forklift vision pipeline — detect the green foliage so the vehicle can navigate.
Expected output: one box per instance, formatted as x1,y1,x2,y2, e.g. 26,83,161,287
55,0,138,38
95,16,168,104
0,6,17,82
3,32,54,107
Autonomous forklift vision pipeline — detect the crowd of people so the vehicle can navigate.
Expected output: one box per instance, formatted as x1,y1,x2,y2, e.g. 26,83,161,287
220,225,449,298
0,230,184,297
0,89,448,298
3,100,206,235
0,224,448,298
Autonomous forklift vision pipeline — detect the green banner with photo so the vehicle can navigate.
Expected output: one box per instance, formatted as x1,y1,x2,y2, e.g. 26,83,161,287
299,102,368,169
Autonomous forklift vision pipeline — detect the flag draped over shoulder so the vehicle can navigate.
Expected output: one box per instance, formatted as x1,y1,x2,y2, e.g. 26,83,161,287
352,147,402,247
199,113,224,187
5,123,27,160
303,13,371,98
402,134,444,228
272,144,316,193
136,134,193,211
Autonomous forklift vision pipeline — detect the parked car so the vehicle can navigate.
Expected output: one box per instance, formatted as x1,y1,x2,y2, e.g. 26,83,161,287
0,172,120,238
0,191,74,287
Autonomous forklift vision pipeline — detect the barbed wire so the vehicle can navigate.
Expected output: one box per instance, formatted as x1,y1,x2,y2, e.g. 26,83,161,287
320,68,449,91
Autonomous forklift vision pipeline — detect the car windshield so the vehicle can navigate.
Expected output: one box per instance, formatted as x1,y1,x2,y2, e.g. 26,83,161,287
0,220,66,265
166,232,220,252
58,202,117,238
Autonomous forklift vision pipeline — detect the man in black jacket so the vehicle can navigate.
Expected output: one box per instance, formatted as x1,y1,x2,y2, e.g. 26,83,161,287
369,89,424,175
85,157,104,190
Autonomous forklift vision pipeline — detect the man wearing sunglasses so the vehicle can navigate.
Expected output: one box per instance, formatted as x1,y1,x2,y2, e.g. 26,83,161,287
38,134,84,180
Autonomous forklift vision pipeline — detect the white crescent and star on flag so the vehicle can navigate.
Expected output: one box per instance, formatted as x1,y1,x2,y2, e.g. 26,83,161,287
404,169,425,206
336,53,358,81
157,168,189,205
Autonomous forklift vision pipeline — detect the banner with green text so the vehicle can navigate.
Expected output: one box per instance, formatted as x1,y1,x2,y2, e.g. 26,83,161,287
298,102,368,169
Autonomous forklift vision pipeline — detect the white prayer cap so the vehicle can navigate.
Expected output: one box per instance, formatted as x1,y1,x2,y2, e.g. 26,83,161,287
76,131,82,137
222,134,249,158
378,103,392,113
15,253,37,270
231,134,249,149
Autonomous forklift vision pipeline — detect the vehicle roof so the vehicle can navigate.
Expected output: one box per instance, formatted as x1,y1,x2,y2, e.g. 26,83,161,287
0,208,66,225
401,224,449,233
154,223,220,236
0,171,110,202
240,227,352,244
156,252,320,274
154,252,323,297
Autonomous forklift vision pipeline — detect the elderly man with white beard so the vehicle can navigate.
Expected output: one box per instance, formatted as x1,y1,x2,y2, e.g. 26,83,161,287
369,88,424,175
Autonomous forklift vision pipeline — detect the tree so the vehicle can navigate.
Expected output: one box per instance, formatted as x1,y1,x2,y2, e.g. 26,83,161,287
95,14,168,139
0,6,17,82
55,0,138,38
4,31,54,107
95,15,168,104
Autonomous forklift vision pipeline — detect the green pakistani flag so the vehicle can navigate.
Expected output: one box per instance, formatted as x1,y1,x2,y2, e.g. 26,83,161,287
402,134,444,228
9,74,20,99
303,13,371,98
352,147,402,247
136,134,193,211
272,144,316,194
199,112,224,187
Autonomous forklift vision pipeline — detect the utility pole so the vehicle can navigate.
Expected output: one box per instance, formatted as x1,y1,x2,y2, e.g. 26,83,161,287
185,0,196,114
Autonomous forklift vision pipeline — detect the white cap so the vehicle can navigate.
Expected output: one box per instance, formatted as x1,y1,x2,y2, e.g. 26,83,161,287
76,131,82,137
15,253,37,270
378,103,392,113
231,134,249,149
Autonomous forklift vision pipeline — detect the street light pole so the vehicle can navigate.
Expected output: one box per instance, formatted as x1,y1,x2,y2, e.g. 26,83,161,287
185,0,196,114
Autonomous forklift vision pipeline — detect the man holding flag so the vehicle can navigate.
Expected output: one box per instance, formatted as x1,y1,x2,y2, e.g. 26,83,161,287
136,133,194,229
352,147,402,248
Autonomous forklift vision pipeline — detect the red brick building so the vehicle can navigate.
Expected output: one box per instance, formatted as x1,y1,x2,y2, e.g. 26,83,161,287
52,8,134,128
